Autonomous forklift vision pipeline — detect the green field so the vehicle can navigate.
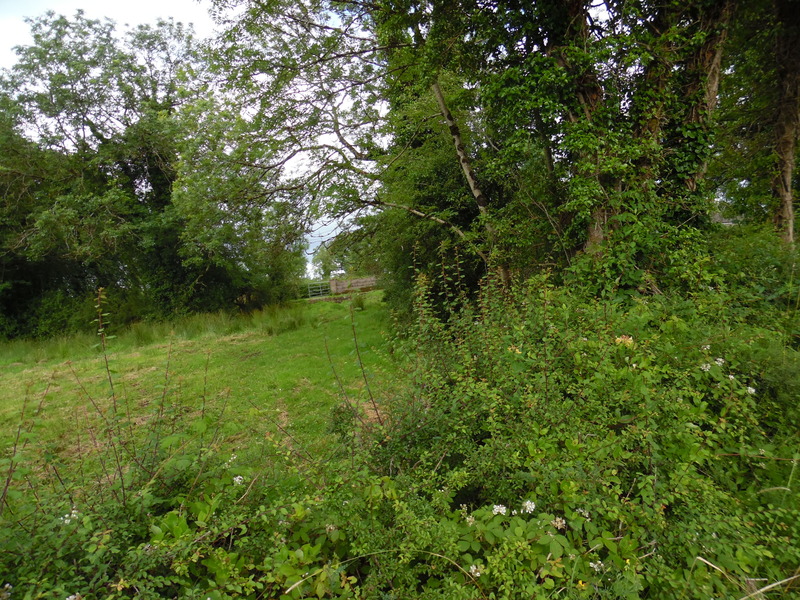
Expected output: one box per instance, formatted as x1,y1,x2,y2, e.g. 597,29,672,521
1,292,394,492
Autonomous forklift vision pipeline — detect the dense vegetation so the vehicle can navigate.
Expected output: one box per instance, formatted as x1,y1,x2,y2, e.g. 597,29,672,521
1,0,799,598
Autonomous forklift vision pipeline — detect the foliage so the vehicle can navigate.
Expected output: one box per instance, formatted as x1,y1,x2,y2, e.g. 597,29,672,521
2,267,798,599
0,11,307,339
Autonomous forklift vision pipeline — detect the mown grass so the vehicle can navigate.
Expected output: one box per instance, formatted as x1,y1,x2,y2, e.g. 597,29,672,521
0,292,394,476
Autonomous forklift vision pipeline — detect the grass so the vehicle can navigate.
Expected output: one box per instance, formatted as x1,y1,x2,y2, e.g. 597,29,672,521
0,292,395,486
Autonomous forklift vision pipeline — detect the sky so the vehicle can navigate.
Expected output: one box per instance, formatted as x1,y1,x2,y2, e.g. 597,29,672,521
0,0,218,70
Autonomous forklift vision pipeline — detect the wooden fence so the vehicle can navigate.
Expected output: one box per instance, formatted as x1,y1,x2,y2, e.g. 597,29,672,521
330,277,377,295
307,276,377,298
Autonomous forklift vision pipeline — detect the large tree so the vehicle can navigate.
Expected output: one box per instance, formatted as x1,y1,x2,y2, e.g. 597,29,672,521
205,0,740,296
0,11,306,337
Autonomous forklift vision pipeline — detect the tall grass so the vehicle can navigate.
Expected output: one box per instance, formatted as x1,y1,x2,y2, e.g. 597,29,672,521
0,303,308,365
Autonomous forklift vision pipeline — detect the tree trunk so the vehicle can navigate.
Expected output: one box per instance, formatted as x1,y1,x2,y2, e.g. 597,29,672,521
683,0,734,192
431,78,511,284
772,0,800,244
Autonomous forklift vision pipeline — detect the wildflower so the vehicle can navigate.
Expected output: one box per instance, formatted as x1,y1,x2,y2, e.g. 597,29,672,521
325,524,338,534
60,508,79,525
715,357,725,366
492,504,507,515
747,387,756,395
465,515,476,526
728,374,735,380
511,510,518,516
507,345,522,354
615,335,634,347
701,345,711,351
700,363,711,372
0,584,12,600
233,475,245,486
551,517,566,530
576,508,591,520
469,564,482,578
65,595,83,600
521,499,536,513
590,561,605,572
577,580,587,590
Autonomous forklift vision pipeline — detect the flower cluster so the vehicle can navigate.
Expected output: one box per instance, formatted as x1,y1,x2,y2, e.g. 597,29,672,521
550,517,566,530
0,584,12,600
233,475,245,486
615,335,634,347
492,504,507,516
521,499,536,514
60,508,79,525
589,560,605,572
469,564,482,578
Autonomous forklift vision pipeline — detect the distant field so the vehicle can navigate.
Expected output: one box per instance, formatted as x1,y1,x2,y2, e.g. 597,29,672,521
0,292,395,486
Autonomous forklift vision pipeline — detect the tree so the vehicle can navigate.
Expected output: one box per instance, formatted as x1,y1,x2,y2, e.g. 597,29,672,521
206,0,742,297
0,11,307,337
771,0,800,244
711,0,799,244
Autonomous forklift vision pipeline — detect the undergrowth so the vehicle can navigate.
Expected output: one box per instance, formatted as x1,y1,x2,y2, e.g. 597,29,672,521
1,248,799,599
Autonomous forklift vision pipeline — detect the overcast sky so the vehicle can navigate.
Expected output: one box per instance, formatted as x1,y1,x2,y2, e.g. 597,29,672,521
0,0,217,69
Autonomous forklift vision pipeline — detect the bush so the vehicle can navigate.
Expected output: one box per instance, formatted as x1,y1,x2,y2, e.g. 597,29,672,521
361,274,799,598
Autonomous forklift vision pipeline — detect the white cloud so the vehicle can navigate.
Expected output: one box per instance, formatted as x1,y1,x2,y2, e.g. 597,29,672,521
0,0,217,70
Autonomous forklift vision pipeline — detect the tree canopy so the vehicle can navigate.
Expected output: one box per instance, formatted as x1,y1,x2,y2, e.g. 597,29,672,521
0,1,798,335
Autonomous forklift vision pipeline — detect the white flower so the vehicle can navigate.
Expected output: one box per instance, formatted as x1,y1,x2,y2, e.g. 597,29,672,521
551,517,566,530
700,363,711,372
590,560,605,572
521,500,536,514
576,508,591,520
728,374,735,380
747,387,756,395
469,564,482,577
60,508,79,525
702,345,711,351
715,358,725,366
325,524,338,533
465,515,476,526
233,475,244,486
492,504,507,515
